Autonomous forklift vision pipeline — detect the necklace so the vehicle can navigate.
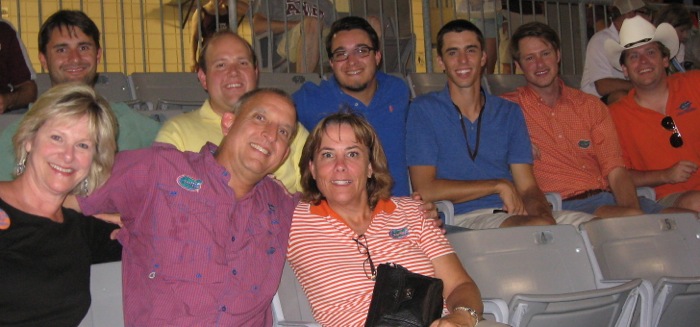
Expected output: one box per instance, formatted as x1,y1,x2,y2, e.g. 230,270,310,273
452,89,486,161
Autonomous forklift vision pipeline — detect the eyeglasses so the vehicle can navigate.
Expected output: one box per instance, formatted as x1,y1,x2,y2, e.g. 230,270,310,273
661,116,684,148
352,234,377,280
331,46,375,62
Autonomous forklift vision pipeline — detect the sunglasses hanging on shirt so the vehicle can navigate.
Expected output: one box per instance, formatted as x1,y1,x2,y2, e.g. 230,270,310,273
661,116,683,148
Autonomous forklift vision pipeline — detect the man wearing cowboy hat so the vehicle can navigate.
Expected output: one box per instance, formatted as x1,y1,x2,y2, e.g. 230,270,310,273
607,15,700,212
581,0,652,104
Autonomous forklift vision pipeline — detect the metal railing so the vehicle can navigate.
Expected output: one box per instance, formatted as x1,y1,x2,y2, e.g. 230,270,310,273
0,0,697,75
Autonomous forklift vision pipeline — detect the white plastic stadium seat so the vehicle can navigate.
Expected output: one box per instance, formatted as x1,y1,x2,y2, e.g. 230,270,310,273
78,261,124,327
447,225,648,327
272,261,320,326
36,72,134,103
580,213,700,327
485,74,527,96
407,73,446,99
407,73,493,99
636,187,656,201
560,74,582,90
128,72,208,121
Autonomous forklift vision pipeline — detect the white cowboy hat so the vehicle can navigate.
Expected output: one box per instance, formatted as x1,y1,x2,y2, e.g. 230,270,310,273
604,15,679,71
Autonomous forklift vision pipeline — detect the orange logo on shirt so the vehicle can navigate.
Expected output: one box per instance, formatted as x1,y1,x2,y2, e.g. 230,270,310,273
0,209,10,230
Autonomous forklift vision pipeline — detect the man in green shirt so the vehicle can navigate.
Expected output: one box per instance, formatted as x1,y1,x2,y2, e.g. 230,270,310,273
0,10,160,181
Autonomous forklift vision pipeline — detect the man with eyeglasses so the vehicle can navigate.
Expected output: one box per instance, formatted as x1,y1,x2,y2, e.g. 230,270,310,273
502,22,678,217
607,16,700,211
581,0,652,105
292,16,411,196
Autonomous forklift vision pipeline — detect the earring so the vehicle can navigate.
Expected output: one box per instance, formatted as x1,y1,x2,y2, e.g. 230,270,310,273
14,154,26,176
81,179,89,194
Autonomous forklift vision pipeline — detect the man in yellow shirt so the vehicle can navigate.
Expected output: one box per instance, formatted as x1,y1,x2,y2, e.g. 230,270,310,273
156,30,308,192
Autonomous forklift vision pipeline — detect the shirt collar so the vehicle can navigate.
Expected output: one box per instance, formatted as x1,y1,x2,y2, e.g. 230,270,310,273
519,78,571,106
200,99,223,121
310,198,396,222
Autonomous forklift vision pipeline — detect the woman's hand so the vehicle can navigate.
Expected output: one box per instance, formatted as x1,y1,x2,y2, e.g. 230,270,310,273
430,311,478,327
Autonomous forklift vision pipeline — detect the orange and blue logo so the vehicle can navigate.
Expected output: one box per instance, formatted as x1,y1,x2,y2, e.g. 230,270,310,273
177,175,203,192
389,226,409,239
0,209,10,230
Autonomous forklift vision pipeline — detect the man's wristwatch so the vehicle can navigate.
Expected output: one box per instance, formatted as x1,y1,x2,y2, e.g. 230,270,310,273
453,306,479,326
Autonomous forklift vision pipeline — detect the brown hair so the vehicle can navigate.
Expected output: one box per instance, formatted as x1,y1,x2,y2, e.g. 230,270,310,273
299,110,392,209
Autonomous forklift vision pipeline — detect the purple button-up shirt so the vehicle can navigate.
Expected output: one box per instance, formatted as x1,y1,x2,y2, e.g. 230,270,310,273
79,143,298,326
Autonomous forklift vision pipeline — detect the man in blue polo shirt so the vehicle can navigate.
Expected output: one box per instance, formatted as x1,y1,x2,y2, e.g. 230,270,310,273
292,16,410,196
407,19,592,228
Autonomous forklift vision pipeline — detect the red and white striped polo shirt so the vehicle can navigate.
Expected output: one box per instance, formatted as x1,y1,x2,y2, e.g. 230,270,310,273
287,197,454,326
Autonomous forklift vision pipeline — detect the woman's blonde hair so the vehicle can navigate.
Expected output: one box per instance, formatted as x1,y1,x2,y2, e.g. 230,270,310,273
13,82,118,195
299,110,393,209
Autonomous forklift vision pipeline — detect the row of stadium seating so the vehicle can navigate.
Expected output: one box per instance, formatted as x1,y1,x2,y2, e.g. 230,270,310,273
79,213,700,327
0,71,582,136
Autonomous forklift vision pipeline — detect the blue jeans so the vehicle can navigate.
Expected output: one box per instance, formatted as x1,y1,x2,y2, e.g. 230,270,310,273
562,191,664,214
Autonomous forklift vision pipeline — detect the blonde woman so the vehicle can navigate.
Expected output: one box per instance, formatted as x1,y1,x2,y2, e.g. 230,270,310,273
0,83,121,326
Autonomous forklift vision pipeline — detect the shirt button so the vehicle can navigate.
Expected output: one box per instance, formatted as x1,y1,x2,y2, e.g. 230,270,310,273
221,306,227,312
148,272,156,279
232,269,238,275
354,103,359,107
267,247,276,255
231,236,235,242
196,273,202,279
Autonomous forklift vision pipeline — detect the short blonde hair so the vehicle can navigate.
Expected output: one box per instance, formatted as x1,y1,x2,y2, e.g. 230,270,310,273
299,110,392,209
13,82,118,195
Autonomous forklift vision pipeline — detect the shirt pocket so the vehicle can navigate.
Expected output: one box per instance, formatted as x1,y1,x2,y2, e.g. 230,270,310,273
154,184,223,240
155,239,228,284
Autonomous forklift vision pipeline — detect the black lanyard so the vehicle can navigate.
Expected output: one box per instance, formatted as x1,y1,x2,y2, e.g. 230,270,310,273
452,90,485,161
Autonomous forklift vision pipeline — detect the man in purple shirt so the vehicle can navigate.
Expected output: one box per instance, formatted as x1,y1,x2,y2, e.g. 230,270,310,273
78,88,299,326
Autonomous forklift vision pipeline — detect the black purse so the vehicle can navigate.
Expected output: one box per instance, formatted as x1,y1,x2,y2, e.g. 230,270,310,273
365,263,444,327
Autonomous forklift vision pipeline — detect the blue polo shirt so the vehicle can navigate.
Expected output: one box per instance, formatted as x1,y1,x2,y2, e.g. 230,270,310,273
406,86,533,214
